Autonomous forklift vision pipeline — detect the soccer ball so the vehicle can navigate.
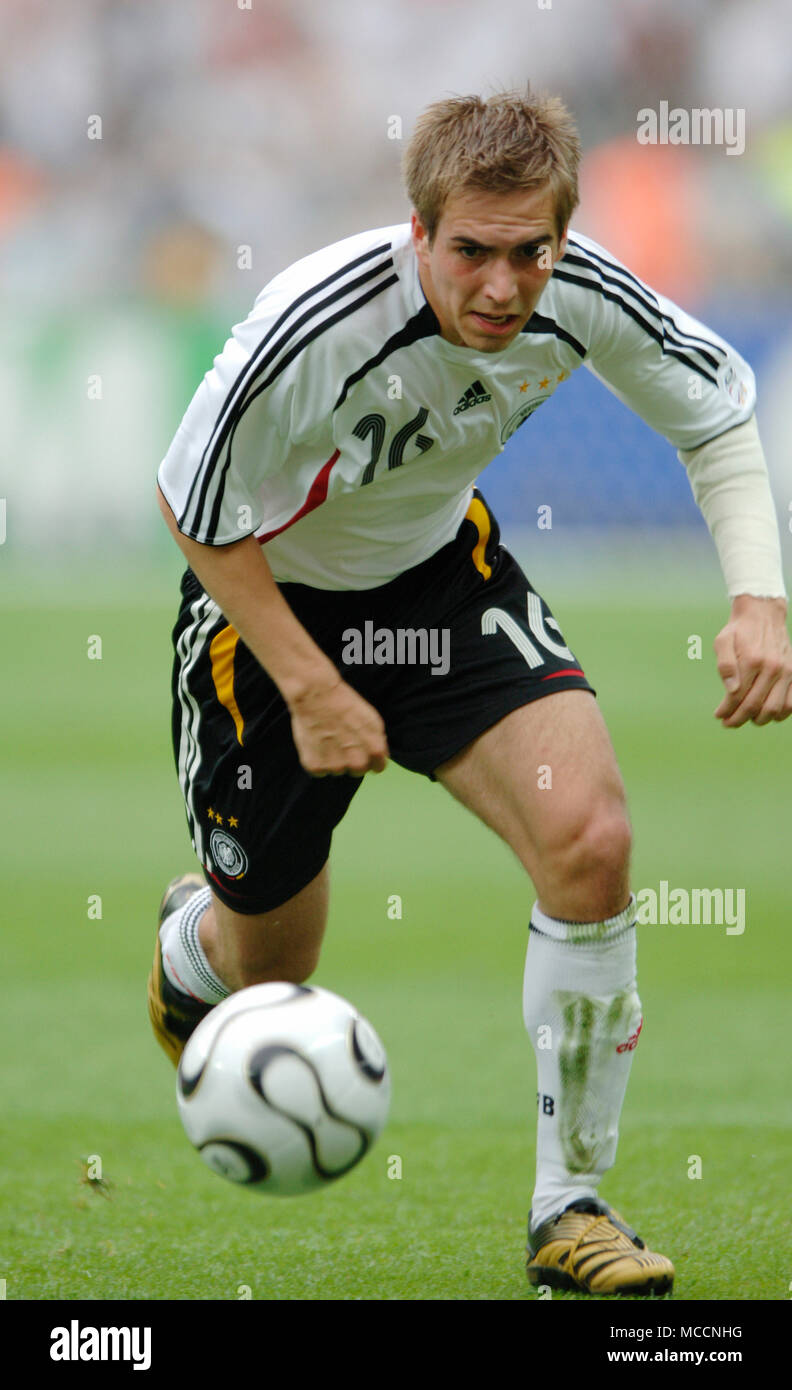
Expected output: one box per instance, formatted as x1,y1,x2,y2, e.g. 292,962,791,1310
176,982,390,1196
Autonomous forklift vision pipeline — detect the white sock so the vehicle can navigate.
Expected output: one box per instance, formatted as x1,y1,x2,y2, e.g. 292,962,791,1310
523,894,642,1230
159,887,230,1005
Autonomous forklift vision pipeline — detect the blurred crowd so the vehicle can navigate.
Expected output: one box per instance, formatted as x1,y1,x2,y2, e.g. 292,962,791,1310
1,0,790,552
2,0,791,311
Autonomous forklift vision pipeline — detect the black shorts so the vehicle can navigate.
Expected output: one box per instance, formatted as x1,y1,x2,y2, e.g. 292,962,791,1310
170,490,594,913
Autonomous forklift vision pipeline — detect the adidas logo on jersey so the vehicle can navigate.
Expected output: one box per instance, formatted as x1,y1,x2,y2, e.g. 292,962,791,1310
453,380,492,415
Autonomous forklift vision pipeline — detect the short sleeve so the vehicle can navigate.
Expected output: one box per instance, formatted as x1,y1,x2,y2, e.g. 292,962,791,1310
558,234,756,451
157,282,302,546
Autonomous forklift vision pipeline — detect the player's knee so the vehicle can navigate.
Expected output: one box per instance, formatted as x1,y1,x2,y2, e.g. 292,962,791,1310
564,802,632,887
543,798,631,895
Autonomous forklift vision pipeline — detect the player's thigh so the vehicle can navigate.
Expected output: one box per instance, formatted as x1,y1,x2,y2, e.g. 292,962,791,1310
208,863,330,989
171,573,362,913
435,688,630,871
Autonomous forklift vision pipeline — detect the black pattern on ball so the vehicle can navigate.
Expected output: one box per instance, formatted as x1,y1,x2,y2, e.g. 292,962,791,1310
199,1140,270,1184
350,1017,387,1082
178,985,314,1100
177,1049,206,1099
246,1043,369,1180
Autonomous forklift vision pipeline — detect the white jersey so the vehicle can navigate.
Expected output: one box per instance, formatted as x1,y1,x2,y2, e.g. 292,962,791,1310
158,224,756,590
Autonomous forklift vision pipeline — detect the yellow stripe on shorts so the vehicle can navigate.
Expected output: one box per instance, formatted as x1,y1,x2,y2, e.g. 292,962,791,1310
209,624,245,745
467,496,492,580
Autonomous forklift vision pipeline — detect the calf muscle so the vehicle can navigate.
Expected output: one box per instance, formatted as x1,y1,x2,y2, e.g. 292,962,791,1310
199,864,330,994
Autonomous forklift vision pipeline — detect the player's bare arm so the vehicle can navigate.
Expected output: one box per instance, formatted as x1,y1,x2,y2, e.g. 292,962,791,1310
156,485,389,776
713,593,792,727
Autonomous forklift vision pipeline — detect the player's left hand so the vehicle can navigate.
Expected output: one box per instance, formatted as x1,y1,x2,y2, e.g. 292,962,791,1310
713,594,792,727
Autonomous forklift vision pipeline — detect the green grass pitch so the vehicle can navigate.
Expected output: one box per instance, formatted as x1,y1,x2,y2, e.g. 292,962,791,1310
1,566,790,1301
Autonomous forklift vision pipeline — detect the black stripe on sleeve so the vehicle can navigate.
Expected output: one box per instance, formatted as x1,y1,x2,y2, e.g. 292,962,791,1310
178,243,394,534
183,258,396,540
200,273,400,543
551,266,720,386
564,238,727,366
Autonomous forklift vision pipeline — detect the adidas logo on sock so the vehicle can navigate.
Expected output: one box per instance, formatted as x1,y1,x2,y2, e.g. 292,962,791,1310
453,379,492,415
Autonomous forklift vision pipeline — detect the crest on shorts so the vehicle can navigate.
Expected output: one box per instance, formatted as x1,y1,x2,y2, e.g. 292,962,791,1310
209,827,248,879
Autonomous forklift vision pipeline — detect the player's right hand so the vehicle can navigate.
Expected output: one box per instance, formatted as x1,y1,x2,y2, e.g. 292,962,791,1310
287,675,389,777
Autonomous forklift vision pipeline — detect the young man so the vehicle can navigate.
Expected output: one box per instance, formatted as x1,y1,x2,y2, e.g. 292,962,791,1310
149,92,791,1296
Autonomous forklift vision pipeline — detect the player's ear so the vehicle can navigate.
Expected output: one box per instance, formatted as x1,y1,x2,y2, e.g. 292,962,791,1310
411,211,430,262
556,224,569,260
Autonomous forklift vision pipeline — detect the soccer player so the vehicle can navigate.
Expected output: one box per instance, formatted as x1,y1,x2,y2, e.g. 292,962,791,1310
149,92,792,1296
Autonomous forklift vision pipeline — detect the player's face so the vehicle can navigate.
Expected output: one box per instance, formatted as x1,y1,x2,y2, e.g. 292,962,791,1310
412,185,567,352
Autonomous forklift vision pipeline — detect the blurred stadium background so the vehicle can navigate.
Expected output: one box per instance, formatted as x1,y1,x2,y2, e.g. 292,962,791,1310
2,0,791,578
2,0,791,1303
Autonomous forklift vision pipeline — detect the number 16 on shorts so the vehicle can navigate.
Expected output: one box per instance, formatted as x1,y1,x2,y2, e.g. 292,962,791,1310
482,592,577,670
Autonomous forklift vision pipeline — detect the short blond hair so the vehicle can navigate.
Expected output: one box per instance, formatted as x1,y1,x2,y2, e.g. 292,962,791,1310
403,90,581,242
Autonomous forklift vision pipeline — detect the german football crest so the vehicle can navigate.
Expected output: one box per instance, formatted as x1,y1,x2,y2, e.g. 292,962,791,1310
500,396,548,444
209,828,248,879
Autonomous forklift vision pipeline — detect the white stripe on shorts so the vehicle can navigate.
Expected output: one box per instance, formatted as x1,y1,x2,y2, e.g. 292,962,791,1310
175,590,222,867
